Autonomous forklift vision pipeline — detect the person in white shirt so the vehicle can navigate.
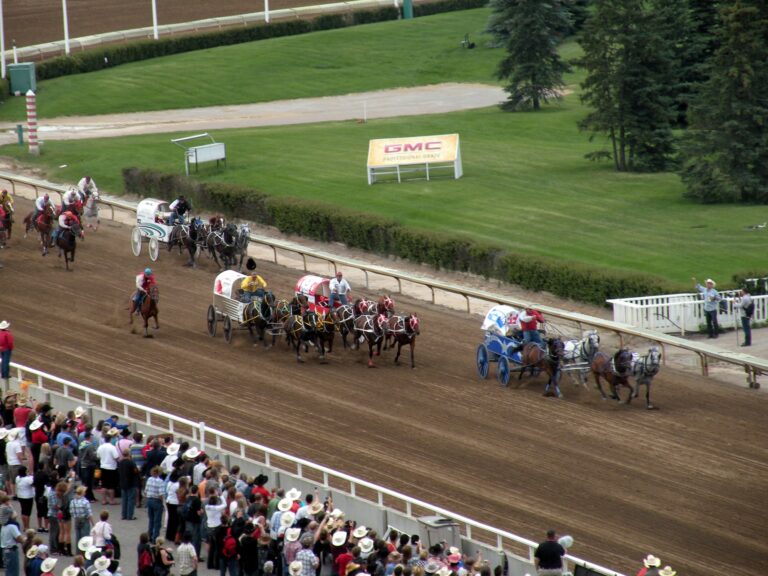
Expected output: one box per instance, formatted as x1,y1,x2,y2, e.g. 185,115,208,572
90,510,113,547
328,271,351,309
5,428,26,497
15,466,35,531
62,188,79,207
77,176,98,199
96,433,120,505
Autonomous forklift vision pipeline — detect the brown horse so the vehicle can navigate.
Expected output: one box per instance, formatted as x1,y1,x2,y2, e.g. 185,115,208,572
353,298,377,316
315,312,336,355
519,337,565,396
332,304,357,350
243,291,279,348
283,310,324,363
387,314,420,368
377,295,396,317
591,347,634,403
55,222,82,271
129,285,160,338
354,313,388,368
23,204,57,256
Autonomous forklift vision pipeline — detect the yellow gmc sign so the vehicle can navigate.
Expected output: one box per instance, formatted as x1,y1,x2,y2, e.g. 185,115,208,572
367,134,460,167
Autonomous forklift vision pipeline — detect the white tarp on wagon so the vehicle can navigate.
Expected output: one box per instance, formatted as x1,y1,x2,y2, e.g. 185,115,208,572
214,270,247,300
481,305,520,337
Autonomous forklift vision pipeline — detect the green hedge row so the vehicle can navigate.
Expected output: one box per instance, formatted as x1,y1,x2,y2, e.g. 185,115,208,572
35,0,490,81
123,168,684,305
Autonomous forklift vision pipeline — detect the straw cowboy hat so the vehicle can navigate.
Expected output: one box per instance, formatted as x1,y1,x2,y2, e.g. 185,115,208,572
26,546,39,559
93,556,111,571
6,428,21,441
289,561,303,576
286,488,302,501
643,555,661,568
84,546,102,560
330,508,344,519
285,527,301,543
280,511,296,528
63,567,81,576
74,406,86,418
29,419,43,431
0,320,10,330
352,526,368,539
331,531,348,547
41,558,58,573
308,500,324,515
706,278,716,286
437,568,452,576
345,564,361,576
106,427,120,437
277,498,293,512
658,567,676,576
166,443,180,456
184,447,201,460
78,536,94,551
358,537,374,554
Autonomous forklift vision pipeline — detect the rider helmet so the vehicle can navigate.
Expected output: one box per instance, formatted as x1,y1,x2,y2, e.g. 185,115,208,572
43,193,49,201
144,268,152,276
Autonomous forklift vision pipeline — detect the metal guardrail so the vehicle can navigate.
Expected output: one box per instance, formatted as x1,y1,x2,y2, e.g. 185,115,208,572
8,361,627,576
1,169,765,388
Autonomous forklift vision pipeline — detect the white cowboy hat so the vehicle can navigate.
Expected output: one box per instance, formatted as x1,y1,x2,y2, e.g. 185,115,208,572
26,545,39,559
0,320,10,330
6,428,20,441
706,278,716,286
63,567,81,576
29,419,43,431
286,488,302,501
330,508,344,519
84,546,102,560
93,556,111,571
41,557,58,573
289,561,303,576
74,406,86,418
358,537,374,554
558,535,574,549
448,547,460,556
285,527,301,543
658,568,676,576
106,427,120,437
437,568,452,576
184,447,201,460
277,498,293,512
308,500,324,515
280,511,296,528
166,442,180,456
643,555,661,568
0,428,9,440
78,536,94,551
352,525,368,539
331,531,347,547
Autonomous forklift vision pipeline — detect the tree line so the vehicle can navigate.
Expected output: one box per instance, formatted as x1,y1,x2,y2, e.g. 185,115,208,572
487,0,768,204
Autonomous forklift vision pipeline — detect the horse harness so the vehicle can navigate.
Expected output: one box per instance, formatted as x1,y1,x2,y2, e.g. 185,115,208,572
357,314,387,342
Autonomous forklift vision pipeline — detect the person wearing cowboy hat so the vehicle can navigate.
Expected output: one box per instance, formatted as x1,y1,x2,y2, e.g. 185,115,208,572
63,565,85,576
5,427,28,498
160,443,180,475
40,556,57,576
26,544,43,576
657,567,675,576
0,320,13,386
91,555,112,576
295,536,319,576
693,277,723,338
636,554,662,576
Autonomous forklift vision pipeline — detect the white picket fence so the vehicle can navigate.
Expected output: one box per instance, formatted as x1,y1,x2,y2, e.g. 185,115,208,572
7,361,626,576
607,292,767,335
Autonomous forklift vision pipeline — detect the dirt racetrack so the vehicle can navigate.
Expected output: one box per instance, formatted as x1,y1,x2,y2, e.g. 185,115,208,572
2,196,767,576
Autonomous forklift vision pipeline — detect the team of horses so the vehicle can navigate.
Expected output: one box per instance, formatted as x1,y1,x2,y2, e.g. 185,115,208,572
167,215,249,271
513,329,662,409
237,292,420,367
22,198,86,270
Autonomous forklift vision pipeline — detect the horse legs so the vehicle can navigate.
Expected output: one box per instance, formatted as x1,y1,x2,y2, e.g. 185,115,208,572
593,371,609,400
409,340,416,369
295,339,304,363
153,312,159,330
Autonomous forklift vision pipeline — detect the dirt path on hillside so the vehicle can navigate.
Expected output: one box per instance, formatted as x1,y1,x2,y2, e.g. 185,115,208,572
0,83,506,145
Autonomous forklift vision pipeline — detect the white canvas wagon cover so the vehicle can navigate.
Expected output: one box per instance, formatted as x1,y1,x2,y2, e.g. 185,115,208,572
214,270,248,300
481,305,521,337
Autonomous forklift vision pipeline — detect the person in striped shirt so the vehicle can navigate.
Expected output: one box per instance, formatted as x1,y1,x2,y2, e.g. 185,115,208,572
144,467,165,543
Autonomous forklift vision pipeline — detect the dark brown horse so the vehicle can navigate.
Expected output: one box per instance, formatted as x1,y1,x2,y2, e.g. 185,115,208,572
55,222,82,271
354,313,388,368
243,291,278,348
129,285,160,338
23,204,57,256
315,312,336,355
386,314,420,368
283,310,324,363
519,337,565,396
332,304,356,350
591,347,634,403
353,298,377,316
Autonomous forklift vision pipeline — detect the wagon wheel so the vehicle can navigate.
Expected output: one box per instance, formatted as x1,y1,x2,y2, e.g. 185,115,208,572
206,305,217,337
130,227,142,256
497,356,511,387
476,344,490,379
223,316,233,343
148,238,160,262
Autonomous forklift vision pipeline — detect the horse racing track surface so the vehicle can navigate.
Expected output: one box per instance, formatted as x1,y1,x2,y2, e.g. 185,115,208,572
3,198,767,576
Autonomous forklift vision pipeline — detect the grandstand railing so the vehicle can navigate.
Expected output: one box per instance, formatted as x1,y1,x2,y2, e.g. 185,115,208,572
7,361,626,576
1,170,765,388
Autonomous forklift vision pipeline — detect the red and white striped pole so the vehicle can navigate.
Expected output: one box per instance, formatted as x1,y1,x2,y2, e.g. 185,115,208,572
26,89,39,156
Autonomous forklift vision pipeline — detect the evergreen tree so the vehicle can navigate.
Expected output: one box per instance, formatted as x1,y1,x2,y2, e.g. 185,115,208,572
488,0,572,111
578,0,676,171
681,0,768,203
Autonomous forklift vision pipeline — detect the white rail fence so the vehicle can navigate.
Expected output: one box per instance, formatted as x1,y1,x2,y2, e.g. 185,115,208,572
608,293,767,335
7,361,626,576
2,0,398,62
2,170,765,388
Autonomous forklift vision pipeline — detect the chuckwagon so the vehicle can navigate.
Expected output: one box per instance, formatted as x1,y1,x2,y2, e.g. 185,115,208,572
294,275,333,314
476,305,524,386
130,198,174,262
206,270,251,343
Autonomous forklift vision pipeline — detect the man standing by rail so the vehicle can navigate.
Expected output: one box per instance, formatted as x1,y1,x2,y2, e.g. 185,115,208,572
693,277,722,338
534,529,565,576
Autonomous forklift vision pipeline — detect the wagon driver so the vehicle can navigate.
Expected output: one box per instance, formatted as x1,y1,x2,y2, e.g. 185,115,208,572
168,195,192,226
329,271,351,309
240,258,268,303
134,268,157,309
519,307,545,346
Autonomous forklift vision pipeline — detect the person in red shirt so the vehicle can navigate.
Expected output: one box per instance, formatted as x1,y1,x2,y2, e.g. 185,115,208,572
519,307,546,347
0,320,14,385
